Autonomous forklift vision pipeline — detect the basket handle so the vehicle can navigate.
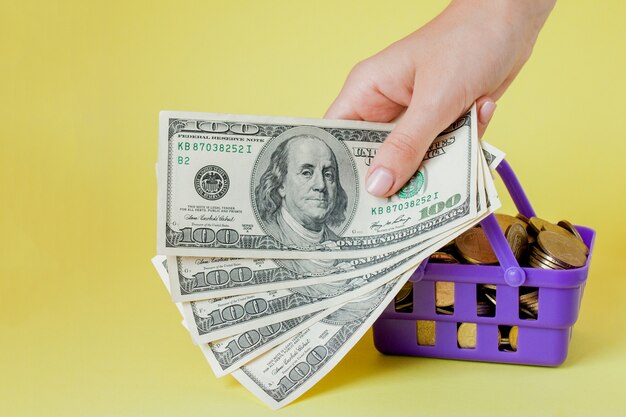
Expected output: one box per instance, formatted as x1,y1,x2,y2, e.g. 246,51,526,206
479,159,536,287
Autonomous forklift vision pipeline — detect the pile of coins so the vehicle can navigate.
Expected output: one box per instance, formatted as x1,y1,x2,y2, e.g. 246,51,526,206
397,213,588,352
429,213,588,270
526,218,589,270
519,288,538,320
427,213,589,318
476,284,496,317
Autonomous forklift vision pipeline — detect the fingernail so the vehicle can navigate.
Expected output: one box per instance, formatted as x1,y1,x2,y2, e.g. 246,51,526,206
479,101,496,124
366,168,394,196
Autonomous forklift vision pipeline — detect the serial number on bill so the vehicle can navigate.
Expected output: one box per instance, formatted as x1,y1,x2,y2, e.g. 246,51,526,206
371,192,440,215
177,142,253,154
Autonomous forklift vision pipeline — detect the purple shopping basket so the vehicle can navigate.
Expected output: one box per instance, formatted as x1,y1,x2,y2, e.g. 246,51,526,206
373,159,596,366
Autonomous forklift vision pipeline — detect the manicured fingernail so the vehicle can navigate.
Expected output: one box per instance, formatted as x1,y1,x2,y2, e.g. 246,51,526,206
366,168,394,196
479,101,496,124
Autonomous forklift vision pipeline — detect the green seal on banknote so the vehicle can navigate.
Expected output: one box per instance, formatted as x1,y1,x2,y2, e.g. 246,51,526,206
398,170,424,199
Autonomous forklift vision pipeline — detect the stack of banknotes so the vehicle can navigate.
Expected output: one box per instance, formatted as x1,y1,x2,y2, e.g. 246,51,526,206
152,106,504,409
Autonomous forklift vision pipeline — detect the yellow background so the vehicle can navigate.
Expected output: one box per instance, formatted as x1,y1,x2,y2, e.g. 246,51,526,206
1,1,625,415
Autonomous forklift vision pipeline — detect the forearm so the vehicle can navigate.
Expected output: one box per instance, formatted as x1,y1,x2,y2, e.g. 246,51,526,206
447,0,556,53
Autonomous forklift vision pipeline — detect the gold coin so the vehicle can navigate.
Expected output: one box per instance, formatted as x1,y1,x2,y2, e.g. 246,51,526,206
519,289,538,303
497,328,510,347
457,323,477,349
455,227,498,265
436,307,454,315
514,213,536,243
416,320,436,346
533,249,568,269
557,220,584,242
429,252,461,264
528,217,555,235
556,220,589,255
537,231,587,268
528,257,552,270
476,301,492,315
495,213,527,234
516,213,530,224
435,281,455,307
505,223,529,262
540,223,589,256
509,326,518,350
529,250,566,270
480,284,497,291
395,281,413,303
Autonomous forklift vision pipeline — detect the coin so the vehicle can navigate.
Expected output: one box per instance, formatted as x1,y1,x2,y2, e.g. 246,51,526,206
529,249,566,270
484,292,497,306
519,307,536,319
394,281,413,312
435,281,455,307
417,320,436,346
497,326,516,351
436,307,454,315
557,220,584,242
480,284,497,291
496,213,527,234
395,281,413,303
505,223,529,262
514,213,536,243
455,227,498,265
519,289,538,303
497,328,505,345
509,326,518,350
556,220,589,255
540,222,589,255
476,300,493,316
429,252,461,264
457,323,477,348
528,217,554,235
537,230,587,268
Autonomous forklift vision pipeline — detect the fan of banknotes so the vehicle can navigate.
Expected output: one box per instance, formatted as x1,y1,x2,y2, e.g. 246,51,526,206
151,105,504,409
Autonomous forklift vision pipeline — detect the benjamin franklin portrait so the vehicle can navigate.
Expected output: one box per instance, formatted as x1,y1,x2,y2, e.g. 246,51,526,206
253,126,357,250
252,125,357,278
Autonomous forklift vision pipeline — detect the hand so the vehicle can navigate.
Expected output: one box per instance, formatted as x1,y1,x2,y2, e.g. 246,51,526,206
325,0,555,197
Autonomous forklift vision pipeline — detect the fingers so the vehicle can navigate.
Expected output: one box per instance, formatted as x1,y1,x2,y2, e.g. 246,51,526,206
365,87,464,197
325,90,362,120
325,61,409,122
366,93,499,197
477,96,497,138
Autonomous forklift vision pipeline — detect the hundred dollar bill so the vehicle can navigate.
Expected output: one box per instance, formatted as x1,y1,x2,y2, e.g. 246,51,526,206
178,206,495,345
481,139,506,171
181,254,418,344
165,141,504,303
166,245,412,302
232,268,416,410
157,107,479,258
480,142,501,211
151,256,339,377
166,228,447,303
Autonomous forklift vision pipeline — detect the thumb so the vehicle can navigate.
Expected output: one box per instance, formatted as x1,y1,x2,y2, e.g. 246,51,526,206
365,93,465,197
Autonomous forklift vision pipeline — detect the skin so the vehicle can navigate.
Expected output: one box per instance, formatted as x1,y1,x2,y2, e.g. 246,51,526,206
325,0,556,197
278,137,338,231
